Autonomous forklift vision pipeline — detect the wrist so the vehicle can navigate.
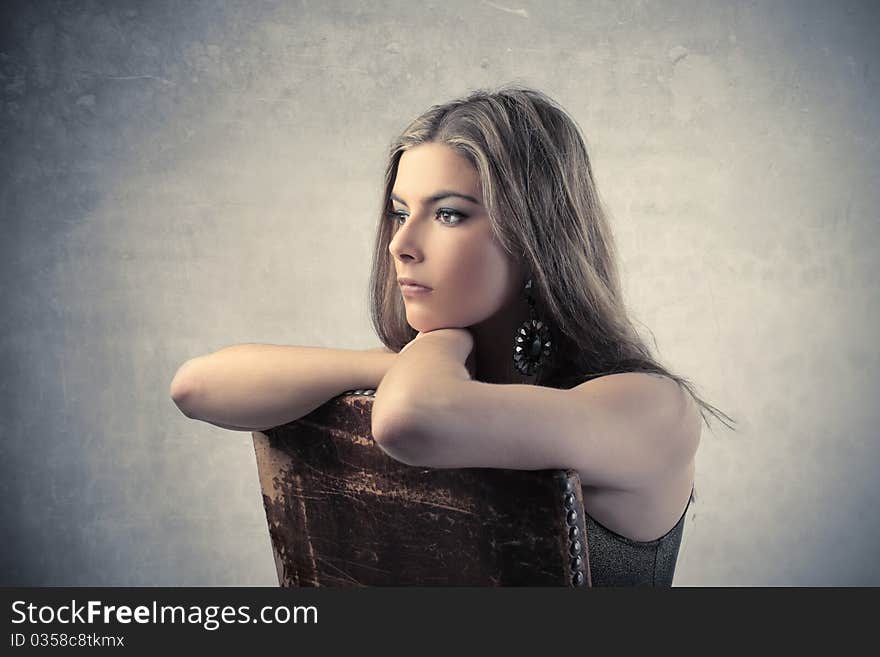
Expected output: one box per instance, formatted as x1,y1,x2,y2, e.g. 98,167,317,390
406,328,473,361
362,350,400,389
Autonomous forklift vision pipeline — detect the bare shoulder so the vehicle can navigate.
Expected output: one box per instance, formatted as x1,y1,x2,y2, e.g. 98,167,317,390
581,457,695,543
365,345,396,354
572,371,699,542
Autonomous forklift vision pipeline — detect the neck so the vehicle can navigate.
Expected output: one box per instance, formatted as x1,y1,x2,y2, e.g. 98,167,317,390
469,293,536,385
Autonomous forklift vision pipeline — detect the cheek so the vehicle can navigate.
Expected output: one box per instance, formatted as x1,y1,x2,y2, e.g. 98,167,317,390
400,227,517,330
442,238,513,316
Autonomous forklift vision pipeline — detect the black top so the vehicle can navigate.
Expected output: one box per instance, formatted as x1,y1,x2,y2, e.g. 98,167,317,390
584,487,692,586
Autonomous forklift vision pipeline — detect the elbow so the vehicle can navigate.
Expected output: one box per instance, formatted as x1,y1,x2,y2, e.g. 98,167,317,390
371,396,428,467
169,360,201,418
373,427,426,467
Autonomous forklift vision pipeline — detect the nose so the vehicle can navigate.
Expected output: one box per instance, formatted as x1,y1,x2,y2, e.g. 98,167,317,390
388,212,428,261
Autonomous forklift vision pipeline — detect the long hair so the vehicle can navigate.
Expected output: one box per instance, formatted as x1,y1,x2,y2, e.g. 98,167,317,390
368,83,736,444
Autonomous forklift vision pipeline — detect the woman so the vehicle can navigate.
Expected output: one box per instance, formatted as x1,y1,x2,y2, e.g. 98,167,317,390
172,83,735,586
365,84,736,586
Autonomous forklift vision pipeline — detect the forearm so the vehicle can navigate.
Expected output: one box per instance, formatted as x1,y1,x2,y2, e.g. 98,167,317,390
171,344,397,430
372,330,472,444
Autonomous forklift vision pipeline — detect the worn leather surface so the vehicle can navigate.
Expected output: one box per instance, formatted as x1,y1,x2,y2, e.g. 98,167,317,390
251,393,591,587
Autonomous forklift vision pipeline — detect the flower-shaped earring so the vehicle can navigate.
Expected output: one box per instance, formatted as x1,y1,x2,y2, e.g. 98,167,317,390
512,278,553,376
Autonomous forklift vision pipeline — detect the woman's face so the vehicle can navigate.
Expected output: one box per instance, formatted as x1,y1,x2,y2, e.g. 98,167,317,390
388,142,525,333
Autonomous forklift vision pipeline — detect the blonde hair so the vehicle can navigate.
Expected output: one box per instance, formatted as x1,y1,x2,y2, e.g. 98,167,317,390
368,83,736,436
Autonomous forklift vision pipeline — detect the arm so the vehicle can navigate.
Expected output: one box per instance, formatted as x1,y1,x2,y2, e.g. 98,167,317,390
170,343,398,431
371,330,700,492
371,329,472,462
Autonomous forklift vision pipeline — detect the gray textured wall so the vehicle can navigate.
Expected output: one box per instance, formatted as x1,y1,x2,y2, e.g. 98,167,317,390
2,0,877,586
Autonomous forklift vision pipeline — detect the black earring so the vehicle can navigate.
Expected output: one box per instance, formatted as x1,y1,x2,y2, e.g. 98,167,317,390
513,278,553,376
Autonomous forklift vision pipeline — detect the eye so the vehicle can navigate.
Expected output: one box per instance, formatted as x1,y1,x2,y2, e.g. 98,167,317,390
386,210,406,225
386,208,467,226
437,208,466,224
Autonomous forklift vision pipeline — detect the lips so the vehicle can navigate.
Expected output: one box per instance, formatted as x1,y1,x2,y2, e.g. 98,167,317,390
398,278,432,290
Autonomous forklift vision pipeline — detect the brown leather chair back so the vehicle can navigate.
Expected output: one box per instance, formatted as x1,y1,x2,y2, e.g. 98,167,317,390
251,393,591,586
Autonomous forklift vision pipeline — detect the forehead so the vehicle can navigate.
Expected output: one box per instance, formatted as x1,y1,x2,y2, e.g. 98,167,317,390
394,142,482,201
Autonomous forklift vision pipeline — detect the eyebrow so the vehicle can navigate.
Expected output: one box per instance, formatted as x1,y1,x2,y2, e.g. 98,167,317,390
390,189,482,206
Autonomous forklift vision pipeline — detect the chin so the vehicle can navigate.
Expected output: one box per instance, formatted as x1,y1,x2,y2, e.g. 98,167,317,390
406,309,482,333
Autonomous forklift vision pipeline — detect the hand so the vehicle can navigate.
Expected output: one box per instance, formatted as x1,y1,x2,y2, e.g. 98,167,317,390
398,331,428,355
400,328,477,379
464,340,477,380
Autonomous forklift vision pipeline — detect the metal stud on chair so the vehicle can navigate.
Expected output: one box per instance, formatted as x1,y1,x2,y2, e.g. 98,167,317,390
559,472,590,587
